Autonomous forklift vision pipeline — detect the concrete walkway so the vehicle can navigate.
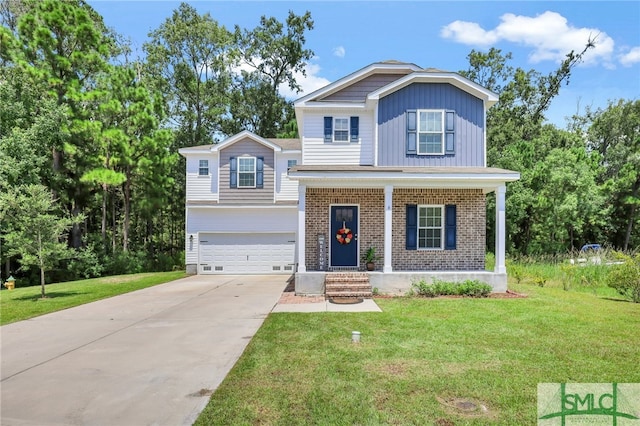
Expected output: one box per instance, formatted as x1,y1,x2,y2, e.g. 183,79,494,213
0,275,286,426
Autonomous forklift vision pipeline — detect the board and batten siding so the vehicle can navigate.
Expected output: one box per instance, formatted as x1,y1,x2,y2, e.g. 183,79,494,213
185,153,218,201
377,83,485,167
276,152,301,201
319,73,407,102
219,138,274,203
185,206,298,265
302,111,374,165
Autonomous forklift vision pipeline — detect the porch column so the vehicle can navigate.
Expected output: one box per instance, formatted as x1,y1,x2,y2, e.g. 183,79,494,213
297,184,306,272
494,184,507,274
384,185,393,273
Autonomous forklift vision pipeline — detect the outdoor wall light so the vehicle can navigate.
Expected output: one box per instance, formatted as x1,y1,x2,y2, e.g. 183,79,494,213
189,235,194,243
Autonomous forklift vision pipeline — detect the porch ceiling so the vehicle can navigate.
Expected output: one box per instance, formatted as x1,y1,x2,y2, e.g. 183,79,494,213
288,166,520,193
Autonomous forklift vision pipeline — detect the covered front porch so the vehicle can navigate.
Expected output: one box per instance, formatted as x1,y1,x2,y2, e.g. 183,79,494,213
289,166,519,294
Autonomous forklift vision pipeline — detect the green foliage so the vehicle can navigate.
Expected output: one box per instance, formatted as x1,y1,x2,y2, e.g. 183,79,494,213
411,279,492,298
362,246,379,263
606,252,640,303
0,184,82,297
67,244,104,279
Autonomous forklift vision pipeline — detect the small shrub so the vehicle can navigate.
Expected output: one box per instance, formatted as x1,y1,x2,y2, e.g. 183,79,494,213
411,279,491,298
372,287,380,296
68,244,105,279
607,252,640,303
534,276,547,287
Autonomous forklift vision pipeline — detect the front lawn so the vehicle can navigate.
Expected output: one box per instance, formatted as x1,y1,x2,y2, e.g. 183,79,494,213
0,271,186,325
196,283,640,425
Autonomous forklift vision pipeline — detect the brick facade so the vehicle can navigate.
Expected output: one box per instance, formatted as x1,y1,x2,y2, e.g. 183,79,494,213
305,187,486,272
305,188,384,271
392,188,486,271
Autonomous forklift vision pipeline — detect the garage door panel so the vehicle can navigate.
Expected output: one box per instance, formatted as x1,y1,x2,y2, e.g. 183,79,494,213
199,233,295,274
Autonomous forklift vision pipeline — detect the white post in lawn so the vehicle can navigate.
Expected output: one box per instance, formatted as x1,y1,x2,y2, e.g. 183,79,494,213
297,184,306,272
495,184,507,274
384,185,393,273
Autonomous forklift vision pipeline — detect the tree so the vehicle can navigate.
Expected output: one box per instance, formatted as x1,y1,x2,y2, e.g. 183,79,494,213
226,10,314,138
460,42,596,255
0,185,81,297
586,100,640,250
4,0,117,248
144,2,234,147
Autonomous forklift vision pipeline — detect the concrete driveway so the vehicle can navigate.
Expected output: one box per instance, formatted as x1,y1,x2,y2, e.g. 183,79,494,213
0,275,287,426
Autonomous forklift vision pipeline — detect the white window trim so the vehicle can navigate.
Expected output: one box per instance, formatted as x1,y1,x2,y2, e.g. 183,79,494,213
333,117,350,143
417,204,444,250
417,110,445,155
238,157,256,188
198,159,209,176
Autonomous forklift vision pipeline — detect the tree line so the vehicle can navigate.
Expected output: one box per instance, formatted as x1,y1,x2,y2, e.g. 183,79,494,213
0,0,637,287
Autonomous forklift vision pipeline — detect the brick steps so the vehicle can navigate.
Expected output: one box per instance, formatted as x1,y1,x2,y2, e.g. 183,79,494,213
325,272,372,299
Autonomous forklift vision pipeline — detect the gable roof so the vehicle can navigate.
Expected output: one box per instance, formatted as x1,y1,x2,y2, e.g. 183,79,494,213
294,61,421,105
294,61,498,109
177,131,301,156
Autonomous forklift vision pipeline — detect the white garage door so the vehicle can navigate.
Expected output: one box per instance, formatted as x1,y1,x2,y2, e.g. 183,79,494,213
199,233,295,274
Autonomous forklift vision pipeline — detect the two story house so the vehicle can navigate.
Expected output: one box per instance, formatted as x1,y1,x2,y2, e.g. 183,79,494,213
179,61,519,294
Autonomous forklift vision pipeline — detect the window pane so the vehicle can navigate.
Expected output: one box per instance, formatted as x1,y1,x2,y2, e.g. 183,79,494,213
419,111,442,132
239,158,255,172
335,118,348,130
198,160,208,175
239,172,255,187
334,130,348,141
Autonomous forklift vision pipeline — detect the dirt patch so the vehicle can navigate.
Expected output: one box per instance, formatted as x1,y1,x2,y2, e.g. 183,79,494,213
188,388,213,397
436,396,495,419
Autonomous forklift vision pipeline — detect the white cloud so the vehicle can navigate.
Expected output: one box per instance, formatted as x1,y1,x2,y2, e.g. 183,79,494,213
332,46,346,58
278,62,331,100
620,46,640,67
441,11,616,67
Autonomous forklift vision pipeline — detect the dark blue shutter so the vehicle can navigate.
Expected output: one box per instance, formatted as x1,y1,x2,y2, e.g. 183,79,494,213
406,204,417,250
324,117,333,143
445,111,455,155
350,116,359,143
256,157,264,188
406,110,417,155
229,157,237,188
445,204,456,250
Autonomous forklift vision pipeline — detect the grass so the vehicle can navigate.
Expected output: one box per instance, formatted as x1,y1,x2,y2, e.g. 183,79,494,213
196,281,640,425
0,271,186,325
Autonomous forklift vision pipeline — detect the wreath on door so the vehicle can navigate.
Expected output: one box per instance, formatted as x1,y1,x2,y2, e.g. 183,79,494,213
336,224,353,245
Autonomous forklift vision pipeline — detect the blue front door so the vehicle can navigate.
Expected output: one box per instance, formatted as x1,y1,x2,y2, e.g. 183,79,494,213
331,206,358,267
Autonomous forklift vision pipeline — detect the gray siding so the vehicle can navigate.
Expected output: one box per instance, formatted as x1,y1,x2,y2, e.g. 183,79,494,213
219,138,274,203
378,83,485,167
320,74,406,102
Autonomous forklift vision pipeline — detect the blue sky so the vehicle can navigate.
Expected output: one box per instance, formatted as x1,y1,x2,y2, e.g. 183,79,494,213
89,1,640,127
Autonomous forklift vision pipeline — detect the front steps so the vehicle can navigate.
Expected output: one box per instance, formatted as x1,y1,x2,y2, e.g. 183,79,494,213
325,272,372,299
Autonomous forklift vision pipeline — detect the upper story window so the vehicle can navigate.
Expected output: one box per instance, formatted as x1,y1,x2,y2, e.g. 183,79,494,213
417,205,443,249
238,157,256,188
334,118,349,142
198,159,209,176
230,156,264,189
406,110,455,156
287,159,297,171
418,111,444,155
324,116,359,143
